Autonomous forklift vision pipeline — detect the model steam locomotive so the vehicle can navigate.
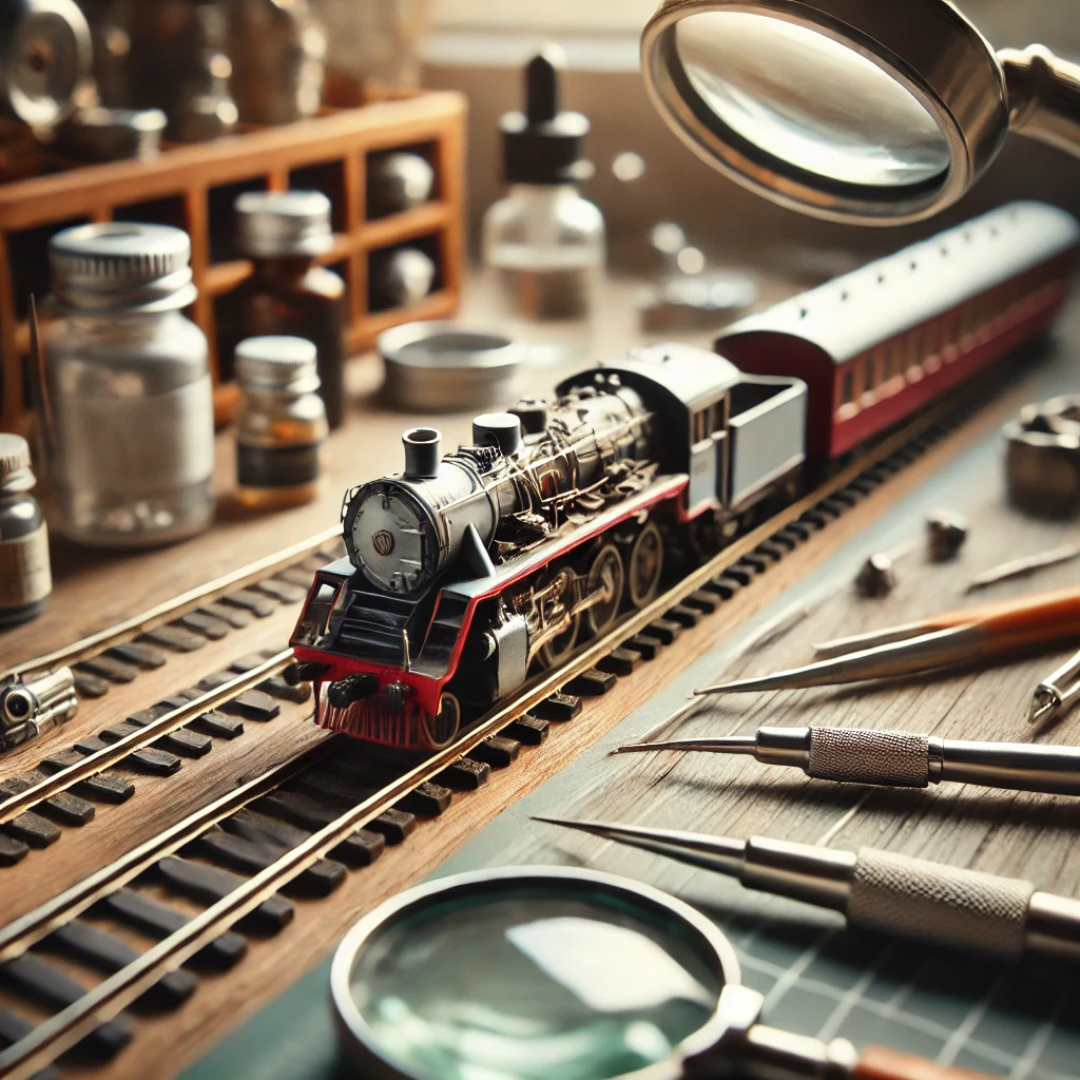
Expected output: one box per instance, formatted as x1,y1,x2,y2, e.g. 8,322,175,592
288,202,1079,751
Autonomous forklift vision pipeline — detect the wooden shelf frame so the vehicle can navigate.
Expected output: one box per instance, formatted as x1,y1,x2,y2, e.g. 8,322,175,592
0,90,467,431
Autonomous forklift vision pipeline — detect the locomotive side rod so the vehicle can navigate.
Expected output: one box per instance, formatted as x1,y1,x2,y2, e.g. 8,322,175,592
0,371,999,1080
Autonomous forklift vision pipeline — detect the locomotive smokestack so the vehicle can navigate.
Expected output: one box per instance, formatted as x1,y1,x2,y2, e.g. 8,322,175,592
472,413,523,457
402,427,441,479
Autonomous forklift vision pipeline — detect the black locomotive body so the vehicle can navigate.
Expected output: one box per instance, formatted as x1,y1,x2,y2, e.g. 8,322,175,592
291,343,806,750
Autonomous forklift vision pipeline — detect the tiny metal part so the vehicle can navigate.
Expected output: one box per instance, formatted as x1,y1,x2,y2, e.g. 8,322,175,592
926,509,968,561
854,553,897,598
1004,409,1080,518
0,668,78,752
968,543,1080,592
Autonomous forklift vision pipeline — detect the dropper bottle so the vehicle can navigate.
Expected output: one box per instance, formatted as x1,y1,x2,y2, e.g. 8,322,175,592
481,45,605,366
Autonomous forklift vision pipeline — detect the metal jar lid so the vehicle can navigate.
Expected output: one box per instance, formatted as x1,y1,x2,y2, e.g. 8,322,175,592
378,322,524,413
49,223,196,313
234,190,334,259
0,433,35,491
0,0,92,128
235,335,321,393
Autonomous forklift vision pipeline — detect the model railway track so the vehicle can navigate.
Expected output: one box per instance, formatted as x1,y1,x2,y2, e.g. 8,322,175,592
3,529,342,690
0,385,987,1079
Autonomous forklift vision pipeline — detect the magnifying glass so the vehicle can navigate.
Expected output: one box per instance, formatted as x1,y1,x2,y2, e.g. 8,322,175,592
640,0,1080,225
332,866,993,1080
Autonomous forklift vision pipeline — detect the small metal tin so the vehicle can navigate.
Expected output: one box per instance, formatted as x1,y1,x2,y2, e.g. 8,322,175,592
637,272,757,332
378,323,524,413
56,106,166,162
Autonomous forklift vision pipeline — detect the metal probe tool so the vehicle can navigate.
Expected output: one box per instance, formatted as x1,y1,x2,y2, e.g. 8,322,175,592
535,817,1080,963
614,726,1080,796
1028,647,1080,727
697,585,1080,695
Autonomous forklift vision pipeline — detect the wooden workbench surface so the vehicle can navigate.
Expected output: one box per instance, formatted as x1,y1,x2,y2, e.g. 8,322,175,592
5,274,1079,1080
187,303,1080,1080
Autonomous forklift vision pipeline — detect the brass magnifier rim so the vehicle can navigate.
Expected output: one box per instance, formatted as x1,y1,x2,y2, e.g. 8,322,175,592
330,864,744,1080
640,0,1011,224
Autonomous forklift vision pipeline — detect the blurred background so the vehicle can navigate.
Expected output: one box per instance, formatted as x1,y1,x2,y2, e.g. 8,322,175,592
407,0,1080,273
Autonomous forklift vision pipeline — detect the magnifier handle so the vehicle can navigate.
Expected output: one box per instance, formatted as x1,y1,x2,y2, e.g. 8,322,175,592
857,1046,997,1080
1000,44,1080,158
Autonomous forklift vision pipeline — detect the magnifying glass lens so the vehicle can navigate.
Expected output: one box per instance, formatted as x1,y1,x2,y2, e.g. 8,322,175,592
675,12,952,188
349,886,725,1080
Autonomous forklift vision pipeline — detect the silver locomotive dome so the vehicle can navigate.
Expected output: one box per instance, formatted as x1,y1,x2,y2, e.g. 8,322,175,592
346,482,435,594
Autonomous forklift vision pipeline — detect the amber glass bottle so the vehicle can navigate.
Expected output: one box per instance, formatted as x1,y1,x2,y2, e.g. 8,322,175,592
234,336,327,510
222,190,347,428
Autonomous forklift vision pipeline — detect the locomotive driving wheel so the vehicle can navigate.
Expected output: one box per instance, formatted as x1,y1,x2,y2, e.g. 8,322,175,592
537,566,580,669
628,521,664,608
586,544,625,635
423,692,461,750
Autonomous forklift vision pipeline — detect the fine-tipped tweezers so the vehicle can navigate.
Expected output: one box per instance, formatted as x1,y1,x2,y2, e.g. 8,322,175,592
614,725,1080,796
697,584,1080,695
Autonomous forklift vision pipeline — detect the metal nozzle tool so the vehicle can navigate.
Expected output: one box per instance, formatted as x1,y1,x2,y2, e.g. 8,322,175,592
0,668,78,752
534,816,1080,963
615,725,1080,796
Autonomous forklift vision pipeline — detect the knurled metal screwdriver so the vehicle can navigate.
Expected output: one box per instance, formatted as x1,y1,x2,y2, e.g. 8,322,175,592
614,725,1080,796
534,816,1080,962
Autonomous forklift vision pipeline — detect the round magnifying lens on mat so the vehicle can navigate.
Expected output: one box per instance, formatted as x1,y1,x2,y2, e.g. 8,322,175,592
641,0,1080,225
331,865,993,1080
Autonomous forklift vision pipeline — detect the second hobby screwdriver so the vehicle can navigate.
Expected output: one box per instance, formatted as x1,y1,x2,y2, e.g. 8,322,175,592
615,725,1080,796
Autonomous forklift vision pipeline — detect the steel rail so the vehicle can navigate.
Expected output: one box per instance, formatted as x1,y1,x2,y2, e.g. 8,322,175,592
4,526,341,681
0,736,330,960
0,383,984,1078
0,652,293,826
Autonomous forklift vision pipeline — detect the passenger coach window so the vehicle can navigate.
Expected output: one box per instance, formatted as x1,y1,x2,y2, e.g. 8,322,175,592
863,356,875,394
840,370,855,406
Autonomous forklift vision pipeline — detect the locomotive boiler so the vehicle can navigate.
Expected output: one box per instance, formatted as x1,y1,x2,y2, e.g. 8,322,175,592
289,201,1080,753
289,343,807,750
